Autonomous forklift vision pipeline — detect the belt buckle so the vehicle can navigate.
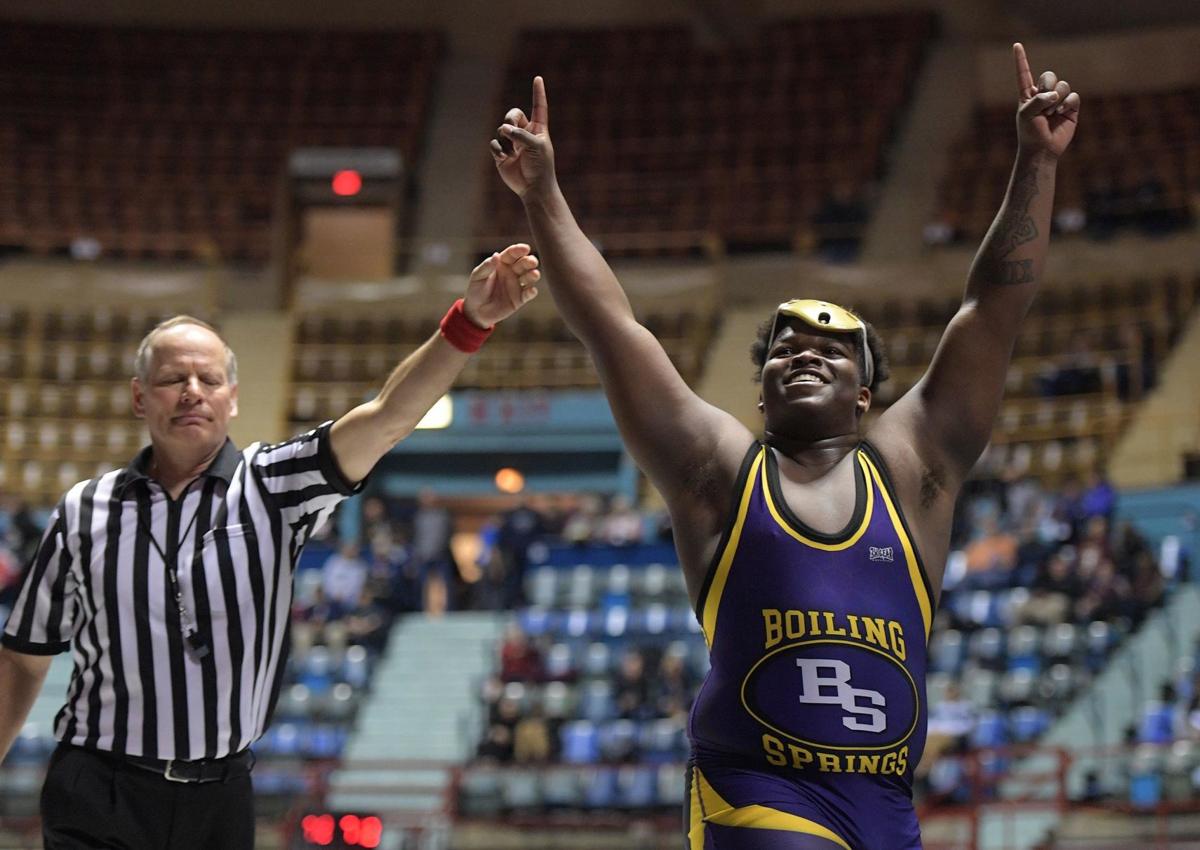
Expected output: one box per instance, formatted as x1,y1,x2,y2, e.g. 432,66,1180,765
163,759,191,783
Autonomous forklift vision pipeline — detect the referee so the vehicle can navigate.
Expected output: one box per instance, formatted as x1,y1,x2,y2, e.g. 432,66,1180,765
0,244,541,849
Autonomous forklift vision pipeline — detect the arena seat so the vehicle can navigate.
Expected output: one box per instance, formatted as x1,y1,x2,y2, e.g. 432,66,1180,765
483,12,936,258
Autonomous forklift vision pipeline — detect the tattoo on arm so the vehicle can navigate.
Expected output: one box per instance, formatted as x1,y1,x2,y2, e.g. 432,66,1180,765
977,160,1041,286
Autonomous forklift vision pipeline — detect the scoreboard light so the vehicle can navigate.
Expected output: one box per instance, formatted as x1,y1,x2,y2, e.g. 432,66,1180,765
289,148,402,204
298,813,383,849
331,170,363,197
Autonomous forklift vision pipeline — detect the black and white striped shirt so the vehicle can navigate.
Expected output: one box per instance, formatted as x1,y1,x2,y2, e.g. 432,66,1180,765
2,422,360,760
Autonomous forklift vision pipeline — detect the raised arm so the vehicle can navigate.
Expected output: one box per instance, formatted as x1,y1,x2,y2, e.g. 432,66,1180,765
875,44,1081,487
0,647,52,764
330,245,540,484
491,78,752,530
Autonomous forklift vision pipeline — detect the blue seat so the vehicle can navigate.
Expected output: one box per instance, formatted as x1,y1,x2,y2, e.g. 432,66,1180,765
970,711,1008,749
1130,773,1163,809
458,769,503,816
581,767,618,808
541,768,583,807
560,721,600,764
639,718,686,763
303,724,345,759
930,630,965,675
264,722,303,757
1138,703,1176,744
598,720,639,761
579,681,616,723
1009,706,1050,743
518,608,557,637
341,645,371,689
617,766,658,808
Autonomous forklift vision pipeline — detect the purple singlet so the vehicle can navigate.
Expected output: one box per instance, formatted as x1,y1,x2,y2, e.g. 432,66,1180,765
686,441,935,850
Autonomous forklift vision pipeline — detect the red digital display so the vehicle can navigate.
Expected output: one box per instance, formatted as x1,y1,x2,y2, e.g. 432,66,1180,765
299,813,382,848
331,170,363,196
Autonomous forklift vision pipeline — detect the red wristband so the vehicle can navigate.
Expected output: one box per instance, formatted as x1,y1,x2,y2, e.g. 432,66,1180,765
439,298,493,353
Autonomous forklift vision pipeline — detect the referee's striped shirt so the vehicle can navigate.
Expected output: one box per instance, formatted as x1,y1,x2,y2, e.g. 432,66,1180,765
2,421,361,760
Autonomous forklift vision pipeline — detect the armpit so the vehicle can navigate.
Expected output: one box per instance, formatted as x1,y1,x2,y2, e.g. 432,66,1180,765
920,463,947,509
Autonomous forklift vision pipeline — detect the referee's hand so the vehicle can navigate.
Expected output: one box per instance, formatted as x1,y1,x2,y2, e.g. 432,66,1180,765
462,243,540,328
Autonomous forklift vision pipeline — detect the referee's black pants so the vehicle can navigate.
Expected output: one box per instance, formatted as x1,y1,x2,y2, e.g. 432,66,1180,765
41,744,255,850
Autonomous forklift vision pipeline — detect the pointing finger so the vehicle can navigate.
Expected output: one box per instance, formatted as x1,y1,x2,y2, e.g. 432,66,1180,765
1013,43,1035,99
531,76,549,128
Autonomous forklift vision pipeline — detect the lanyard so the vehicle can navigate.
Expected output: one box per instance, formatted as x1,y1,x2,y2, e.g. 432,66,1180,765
137,483,217,660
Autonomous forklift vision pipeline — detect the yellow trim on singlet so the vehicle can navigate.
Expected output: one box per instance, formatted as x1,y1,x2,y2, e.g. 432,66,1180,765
701,450,765,649
861,453,933,641
761,449,875,551
691,766,853,850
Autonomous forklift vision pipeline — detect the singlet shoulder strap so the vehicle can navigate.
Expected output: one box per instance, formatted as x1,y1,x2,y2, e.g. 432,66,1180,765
694,442,764,648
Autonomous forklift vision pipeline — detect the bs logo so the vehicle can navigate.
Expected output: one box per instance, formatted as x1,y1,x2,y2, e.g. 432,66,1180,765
741,639,919,751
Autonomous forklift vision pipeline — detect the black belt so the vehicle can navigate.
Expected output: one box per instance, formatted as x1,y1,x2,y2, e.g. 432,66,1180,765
75,745,255,784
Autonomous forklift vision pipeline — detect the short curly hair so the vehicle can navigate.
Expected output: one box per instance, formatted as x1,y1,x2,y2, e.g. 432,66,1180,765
749,307,889,393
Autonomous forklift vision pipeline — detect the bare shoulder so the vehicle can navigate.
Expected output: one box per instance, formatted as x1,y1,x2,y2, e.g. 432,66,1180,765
664,426,760,602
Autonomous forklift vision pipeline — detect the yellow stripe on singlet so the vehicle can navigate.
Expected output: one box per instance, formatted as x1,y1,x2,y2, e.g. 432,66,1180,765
690,766,853,850
701,450,765,649
761,451,875,551
861,453,933,640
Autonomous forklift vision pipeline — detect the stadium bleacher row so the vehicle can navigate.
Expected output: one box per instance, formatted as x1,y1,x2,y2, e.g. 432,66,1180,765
484,12,937,256
0,22,442,263
937,88,1200,242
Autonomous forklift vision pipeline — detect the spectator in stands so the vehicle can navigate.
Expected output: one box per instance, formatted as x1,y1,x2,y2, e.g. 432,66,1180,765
1016,549,1077,626
343,587,390,653
499,622,545,682
1075,556,1130,623
614,648,652,721
652,649,696,722
491,49,1080,847
1084,171,1121,239
812,180,868,262
600,495,643,546
361,496,394,547
498,497,546,609
921,681,975,775
1036,332,1102,397
476,693,522,764
1080,467,1117,524
512,706,554,764
561,494,601,546
963,516,1019,589
322,540,369,609
412,489,455,614
0,245,541,849
1054,475,1088,540
1076,515,1112,579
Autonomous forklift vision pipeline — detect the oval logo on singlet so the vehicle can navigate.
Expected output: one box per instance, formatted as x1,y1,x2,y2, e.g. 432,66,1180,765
740,639,919,751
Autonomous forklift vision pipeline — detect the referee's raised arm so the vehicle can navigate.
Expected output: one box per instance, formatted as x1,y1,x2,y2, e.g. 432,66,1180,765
329,243,539,484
